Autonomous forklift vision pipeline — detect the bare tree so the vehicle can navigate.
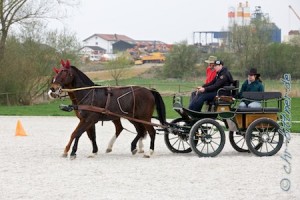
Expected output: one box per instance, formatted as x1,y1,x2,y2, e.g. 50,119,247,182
105,52,132,86
0,0,79,62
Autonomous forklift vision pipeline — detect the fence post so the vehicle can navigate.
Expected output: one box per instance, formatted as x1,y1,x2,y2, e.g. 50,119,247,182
6,93,10,106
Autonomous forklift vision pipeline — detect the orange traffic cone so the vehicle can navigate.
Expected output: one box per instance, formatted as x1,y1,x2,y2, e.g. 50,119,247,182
15,120,27,136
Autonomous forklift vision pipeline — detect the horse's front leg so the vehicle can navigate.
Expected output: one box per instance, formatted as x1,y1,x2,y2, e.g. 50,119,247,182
62,120,94,159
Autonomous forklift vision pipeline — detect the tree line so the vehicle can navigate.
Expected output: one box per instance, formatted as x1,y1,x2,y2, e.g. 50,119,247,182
163,19,300,80
0,0,80,105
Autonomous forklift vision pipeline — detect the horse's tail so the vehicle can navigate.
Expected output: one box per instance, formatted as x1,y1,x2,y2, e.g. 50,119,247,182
151,90,167,125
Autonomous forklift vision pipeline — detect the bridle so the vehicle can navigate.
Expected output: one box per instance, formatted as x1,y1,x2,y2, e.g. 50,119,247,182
49,63,73,99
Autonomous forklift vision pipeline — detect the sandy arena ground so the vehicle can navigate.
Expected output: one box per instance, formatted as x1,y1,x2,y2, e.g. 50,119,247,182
0,116,299,200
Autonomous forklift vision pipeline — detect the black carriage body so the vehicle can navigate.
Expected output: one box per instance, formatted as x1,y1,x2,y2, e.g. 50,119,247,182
166,91,284,157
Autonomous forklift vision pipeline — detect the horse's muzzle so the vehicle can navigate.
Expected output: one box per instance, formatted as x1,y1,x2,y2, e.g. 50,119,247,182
48,87,62,99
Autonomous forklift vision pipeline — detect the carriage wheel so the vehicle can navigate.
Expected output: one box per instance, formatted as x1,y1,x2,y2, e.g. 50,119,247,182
189,118,225,157
229,131,249,152
245,118,283,157
164,118,192,153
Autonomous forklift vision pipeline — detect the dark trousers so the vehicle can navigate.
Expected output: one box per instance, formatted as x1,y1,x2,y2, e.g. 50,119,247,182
188,91,217,111
189,91,197,103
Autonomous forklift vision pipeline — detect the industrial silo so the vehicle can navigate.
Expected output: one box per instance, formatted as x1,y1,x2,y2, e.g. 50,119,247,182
243,1,251,25
228,7,236,27
236,2,243,26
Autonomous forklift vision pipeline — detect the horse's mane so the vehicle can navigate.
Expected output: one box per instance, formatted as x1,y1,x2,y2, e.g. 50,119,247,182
71,66,96,86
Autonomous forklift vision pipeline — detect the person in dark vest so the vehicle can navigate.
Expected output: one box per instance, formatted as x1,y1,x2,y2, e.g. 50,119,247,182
189,60,233,111
238,68,264,108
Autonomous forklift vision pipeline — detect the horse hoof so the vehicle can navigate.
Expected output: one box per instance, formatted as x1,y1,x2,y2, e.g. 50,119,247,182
70,155,76,160
87,153,97,158
132,149,138,155
61,153,68,158
138,150,144,153
106,149,112,153
150,150,154,155
143,154,150,158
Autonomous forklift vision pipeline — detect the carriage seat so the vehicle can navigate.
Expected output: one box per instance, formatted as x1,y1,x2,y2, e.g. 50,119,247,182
207,80,239,111
236,92,282,113
236,107,280,113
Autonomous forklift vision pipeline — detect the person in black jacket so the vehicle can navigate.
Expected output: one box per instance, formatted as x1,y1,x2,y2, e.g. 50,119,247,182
189,60,233,111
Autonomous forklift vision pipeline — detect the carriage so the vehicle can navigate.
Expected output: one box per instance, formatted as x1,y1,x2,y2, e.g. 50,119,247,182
164,85,284,157
49,60,284,158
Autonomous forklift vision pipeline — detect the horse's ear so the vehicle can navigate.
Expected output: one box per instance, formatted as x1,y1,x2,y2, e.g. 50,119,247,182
65,60,71,68
53,67,59,74
60,59,66,67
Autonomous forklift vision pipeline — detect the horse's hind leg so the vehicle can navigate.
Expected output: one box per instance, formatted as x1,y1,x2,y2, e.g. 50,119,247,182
86,125,98,158
138,137,144,153
130,122,146,155
143,125,156,158
106,119,123,153
131,134,141,155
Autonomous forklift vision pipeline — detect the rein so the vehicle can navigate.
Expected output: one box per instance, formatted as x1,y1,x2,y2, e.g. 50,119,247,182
75,105,167,129
61,85,141,93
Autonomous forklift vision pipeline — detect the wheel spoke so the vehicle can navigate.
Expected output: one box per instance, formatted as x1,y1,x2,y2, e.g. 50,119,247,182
209,142,216,152
200,143,206,152
236,136,247,149
180,140,187,150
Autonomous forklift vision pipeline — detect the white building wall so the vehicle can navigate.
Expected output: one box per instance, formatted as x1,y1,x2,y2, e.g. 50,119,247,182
83,35,113,53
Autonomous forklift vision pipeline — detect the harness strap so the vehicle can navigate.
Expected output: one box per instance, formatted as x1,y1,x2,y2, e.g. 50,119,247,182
131,86,135,118
76,105,166,128
105,87,112,111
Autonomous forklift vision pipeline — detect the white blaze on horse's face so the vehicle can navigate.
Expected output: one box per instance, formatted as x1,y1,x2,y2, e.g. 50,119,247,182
48,75,63,99
47,89,56,99
48,83,62,99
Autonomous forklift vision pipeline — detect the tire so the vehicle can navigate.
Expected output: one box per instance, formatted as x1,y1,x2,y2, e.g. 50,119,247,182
189,118,225,157
164,118,192,153
229,131,249,152
245,118,283,157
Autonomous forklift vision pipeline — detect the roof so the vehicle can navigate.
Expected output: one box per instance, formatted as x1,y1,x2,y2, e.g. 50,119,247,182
80,46,106,51
288,30,300,35
83,34,134,42
135,40,166,45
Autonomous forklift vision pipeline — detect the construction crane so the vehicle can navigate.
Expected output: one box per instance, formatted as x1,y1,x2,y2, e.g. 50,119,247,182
289,5,300,22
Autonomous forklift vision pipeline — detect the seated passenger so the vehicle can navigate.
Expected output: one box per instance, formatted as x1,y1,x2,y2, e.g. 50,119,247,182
189,60,233,111
238,68,264,108
189,55,217,103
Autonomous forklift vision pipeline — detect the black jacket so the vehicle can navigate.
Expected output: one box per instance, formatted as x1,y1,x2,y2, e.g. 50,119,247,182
202,67,233,95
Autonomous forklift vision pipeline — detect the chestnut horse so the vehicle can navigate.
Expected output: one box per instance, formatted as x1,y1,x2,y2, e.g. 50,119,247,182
50,62,144,155
48,60,166,159
62,91,143,156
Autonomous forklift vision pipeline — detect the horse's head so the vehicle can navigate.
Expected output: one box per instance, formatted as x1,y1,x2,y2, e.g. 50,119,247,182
48,59,74,99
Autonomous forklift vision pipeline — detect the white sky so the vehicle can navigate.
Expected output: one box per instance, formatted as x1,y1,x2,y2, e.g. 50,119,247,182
53,0,300,44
